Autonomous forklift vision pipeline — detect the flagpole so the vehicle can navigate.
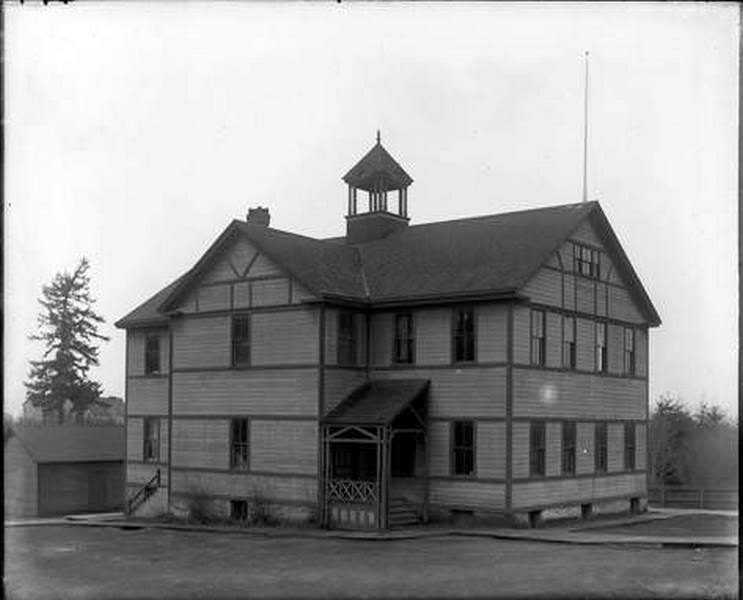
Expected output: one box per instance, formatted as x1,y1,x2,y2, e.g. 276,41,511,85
582,51,589,203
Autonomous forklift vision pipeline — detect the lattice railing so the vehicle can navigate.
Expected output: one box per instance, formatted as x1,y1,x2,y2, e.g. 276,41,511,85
326,478,378,504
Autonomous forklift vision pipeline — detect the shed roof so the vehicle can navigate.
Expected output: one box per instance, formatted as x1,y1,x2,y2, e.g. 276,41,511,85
11,424,125,463
322,379,429,425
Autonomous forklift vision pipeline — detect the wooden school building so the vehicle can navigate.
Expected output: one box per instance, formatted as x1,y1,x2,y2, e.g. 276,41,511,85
117,135,660,528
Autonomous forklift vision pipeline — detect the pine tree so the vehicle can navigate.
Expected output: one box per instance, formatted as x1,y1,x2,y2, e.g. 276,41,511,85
24,258,110,423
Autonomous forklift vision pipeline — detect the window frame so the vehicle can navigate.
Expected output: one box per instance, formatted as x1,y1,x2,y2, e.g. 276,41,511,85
450,420,475,476
595,321,607,374
230,499,249,521
452,306,476,363
144,334,161,375
393,312,415,365
143,417,160,463
530,309,546,367
572,242,601,279
561,421,576,476
594,422,608,474
624,422,636,470
530,421,546,477
230,418,250,470
231,314,251,368
337,311,357,366
623,327,636,376
562,315,576,369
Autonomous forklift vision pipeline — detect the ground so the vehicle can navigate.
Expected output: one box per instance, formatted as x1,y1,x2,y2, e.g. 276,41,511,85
4,525,738,599
593,513,738,538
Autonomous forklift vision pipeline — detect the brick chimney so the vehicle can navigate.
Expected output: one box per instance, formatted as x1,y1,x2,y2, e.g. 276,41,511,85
247,206,270,227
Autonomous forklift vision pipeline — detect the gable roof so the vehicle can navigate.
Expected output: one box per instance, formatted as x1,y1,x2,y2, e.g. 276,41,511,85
323,379,429,425
117,201,660,328
11,424,124,463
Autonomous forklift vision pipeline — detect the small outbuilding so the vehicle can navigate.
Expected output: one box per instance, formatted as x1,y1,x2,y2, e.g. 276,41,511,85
4,424,125,517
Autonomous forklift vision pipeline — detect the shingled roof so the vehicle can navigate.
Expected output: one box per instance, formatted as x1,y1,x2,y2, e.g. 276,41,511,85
11,424,124,463
343,139,413,192
116,201,661,328
323,379,430,425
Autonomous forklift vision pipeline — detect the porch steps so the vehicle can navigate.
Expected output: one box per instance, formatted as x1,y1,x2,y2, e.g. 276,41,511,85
388,498,420,528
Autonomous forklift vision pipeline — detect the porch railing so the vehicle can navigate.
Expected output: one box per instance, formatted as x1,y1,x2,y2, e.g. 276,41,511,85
326,478,378,504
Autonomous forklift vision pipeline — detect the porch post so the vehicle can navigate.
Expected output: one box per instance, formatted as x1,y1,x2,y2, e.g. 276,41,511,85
380,427,389,529
322,426,330,527
422,430,430,523
375,426,382,528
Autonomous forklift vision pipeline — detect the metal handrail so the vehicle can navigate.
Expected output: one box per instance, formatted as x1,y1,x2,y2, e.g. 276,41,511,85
127,468,161,515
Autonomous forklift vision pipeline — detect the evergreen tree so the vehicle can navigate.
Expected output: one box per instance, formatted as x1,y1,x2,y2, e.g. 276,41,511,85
24,258,110,423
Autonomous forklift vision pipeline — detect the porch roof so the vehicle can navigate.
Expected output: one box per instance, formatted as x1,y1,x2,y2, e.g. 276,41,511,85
322,379,429,426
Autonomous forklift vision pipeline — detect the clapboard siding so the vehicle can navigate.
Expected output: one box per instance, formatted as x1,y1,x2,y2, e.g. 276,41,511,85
370,313,394,367
173,369,318,416
428,421,449,476
234,282,251,309
324,308,339,366
201,257,238,284
477,421,506,479
635,328,648,377
575,277,595,315
127,329,169,376
608,285,644,324
250,420,317,475
292,281,316,303
512,369,646,419
513,306,531,365
563,273,576,311
512,422,530,479
231,238,259,276
546,422,561,477
512,472,646,509
355,313,367,366
636,424,647,470
576,422,595,475
171,419,229,470
416,309,450,365
607,324,624,375
198,284,231,312
127,418,143,462
323,369,367,414
608,423,624,472
576,318,595,371
596,282,607,316
127,378,169,415
523,268,562,307
372,367,507,418
477,304,508,363
429,480,506,510
252,278,290,307
127,462,169,488
171,470,316,504
546,312,562,368
247,253,283,278
172,316,231,369
251,309,319,366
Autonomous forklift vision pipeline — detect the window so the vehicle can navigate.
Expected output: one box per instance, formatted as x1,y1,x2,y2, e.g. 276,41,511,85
563,316,576,369
596,322,607,373
595,422,607,473
230,499,249,521
451,421,474,475
337,312,357,366
623,328,635,375
231,315,251,367
573,242,601,279
531,309,546,366
143,418,160,462
453,307,475,363
144,334,161,375
230,419,249,470
393,313,414,364
561,422,576,475
624,423,636,470
530,421,546,476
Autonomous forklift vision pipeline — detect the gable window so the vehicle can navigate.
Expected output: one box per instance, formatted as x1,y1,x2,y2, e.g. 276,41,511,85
562,316,576,369
573,242,601,279
230,418,249,470
561,421,576,475
531,309,546,366
393,313,414,365
231,315,251,367
595,422,608,473
596,322,607,373
530,421,546,476
624,423,636,470
451,421,474,475
144,334,161,375
143,418,160,463
623,328,635,376
453,307,475,363
337,312,357,366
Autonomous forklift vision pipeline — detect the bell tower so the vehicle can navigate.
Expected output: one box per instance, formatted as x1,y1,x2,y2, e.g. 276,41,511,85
343,132,414,244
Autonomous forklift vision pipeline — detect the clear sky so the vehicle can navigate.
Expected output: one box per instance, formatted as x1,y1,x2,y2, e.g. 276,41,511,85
4,2,738,418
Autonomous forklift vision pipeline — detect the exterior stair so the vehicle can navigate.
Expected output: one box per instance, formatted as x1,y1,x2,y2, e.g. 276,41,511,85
388,497,421,528
127,469,161,515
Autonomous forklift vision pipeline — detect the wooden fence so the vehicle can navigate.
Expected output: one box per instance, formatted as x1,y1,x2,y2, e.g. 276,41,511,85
648,487,738,510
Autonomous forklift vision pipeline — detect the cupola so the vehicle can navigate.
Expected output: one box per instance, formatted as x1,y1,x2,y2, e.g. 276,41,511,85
343,131,413,244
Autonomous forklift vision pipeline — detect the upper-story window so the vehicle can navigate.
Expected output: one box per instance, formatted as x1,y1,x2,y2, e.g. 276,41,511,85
453,307,475,363
562,316,576,369
596,322,607,373
231,315,251,367
143,417,160,463
393,313,414,365
573,242,601,279
144,334,161,375
531,309,546,366
623,327,635,376
337,312,357,366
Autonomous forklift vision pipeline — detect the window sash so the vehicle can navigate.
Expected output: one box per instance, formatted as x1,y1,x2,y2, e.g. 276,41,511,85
452,421,474,475
561,422,576,475
594,423,608,473
596,323,607,373
563,316,576,369
231,316,251,367
393,313,414,364
144,335,160,375
624,328,635,375
573,243,601,279
453,308,475,362
531,310,546,366
624,423,636,470
530,422,546,476
230,419,249,470
143,418,160,462
337,312,357,365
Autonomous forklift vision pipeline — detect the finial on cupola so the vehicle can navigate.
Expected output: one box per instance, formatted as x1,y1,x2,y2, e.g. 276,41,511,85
376,129,381,145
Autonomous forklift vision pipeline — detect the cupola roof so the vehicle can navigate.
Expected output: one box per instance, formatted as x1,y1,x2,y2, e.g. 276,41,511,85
342,132,413,192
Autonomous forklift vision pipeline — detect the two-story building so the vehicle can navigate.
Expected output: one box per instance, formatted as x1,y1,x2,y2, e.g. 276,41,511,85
117,135,660,528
